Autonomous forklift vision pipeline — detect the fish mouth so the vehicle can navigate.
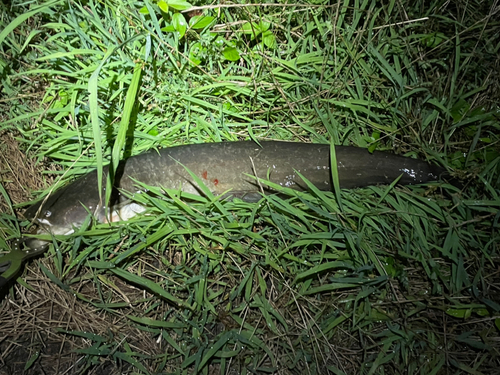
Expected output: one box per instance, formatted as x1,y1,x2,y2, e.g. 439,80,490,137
22,219,77,251
35,219,76,235
10,235,51,253
23,237,51,252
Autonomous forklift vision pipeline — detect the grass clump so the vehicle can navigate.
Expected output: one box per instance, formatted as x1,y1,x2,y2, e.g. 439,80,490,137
0,0,499,374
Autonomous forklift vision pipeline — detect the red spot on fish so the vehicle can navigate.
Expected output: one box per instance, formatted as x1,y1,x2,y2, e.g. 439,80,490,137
213,179,219,186
202,170,208,179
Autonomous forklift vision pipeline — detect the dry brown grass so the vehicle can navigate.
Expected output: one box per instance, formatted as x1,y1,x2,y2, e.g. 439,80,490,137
0,131,48,214
0,257,168,374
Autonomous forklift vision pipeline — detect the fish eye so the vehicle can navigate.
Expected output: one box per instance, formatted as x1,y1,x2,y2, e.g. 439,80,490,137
44,210,52,218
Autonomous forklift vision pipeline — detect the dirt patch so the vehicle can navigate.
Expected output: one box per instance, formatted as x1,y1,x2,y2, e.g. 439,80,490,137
0,131,49,213
0,258,163,374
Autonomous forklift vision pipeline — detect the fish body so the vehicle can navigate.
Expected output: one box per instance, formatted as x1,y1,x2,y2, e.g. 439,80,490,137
23,141,446,249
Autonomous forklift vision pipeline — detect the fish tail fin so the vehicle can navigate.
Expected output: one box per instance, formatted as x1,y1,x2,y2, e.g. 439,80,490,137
430,164,463,190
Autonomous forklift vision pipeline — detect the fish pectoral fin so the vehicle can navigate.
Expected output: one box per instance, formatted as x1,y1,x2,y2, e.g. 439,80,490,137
105,202,147,223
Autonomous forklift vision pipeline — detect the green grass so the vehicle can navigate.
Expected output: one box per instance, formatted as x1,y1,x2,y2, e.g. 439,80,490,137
0,0,499,374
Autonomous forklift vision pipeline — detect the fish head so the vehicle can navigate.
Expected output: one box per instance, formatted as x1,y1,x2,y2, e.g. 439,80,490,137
23,172,101,250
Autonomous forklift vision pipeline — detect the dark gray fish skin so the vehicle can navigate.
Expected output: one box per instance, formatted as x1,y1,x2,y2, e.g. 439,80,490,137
24,141,446,248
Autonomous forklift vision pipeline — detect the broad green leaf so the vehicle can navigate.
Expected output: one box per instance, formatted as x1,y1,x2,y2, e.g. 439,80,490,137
167,0,192,11
262,31,276,49
223,47,240,61
161,25,176,32
172,13,187,38
157,0,168,13
189,15,214,29
189,42,203,66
